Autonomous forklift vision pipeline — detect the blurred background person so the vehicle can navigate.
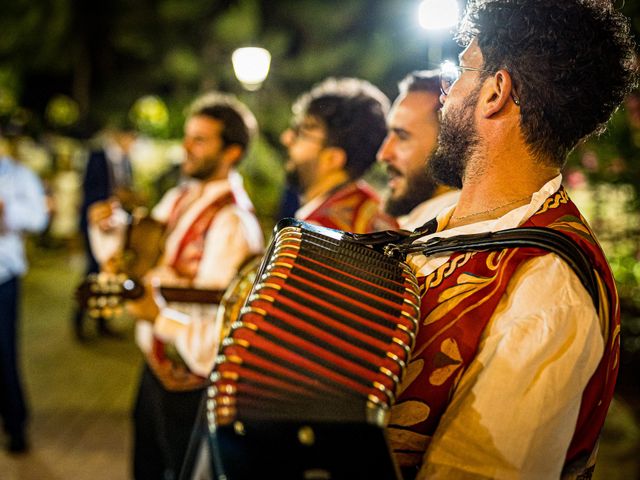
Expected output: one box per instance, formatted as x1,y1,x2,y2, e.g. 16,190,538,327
280,77,397,232
74,117,142,340
378,70,459,230
0,128,49,453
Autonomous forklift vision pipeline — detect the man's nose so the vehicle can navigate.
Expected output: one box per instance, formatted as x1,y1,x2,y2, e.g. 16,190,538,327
377,136,394,164
280,128,294,147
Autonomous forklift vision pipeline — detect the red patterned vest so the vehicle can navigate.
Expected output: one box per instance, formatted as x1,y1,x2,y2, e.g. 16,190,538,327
303,180,398,233
388,187,620,476
149,188,237,390
165,189,236,279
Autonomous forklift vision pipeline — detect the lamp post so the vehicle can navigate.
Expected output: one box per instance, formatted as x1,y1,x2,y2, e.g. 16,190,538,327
418,0,460,64
232,47,272,91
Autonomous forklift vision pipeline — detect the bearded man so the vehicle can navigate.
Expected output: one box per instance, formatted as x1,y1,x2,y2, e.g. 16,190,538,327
89,93,264,479
378,70,459,230
387,1,637,478
281,77,397,233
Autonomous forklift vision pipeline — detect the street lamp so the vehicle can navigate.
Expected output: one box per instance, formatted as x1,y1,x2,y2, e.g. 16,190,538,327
418,0,460,65
232,47,272,91
418,0,460,30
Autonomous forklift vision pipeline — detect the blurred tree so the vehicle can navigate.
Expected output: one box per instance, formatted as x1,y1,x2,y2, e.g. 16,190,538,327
2,0,638,233
0,0,460,137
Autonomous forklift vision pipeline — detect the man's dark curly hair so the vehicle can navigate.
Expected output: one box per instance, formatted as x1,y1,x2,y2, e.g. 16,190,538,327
457,0,638,166
292,77,390,179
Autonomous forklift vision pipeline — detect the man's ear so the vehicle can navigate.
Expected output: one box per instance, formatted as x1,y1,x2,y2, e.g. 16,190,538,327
222,144,244,167
480,69,515,118
320,146,347,172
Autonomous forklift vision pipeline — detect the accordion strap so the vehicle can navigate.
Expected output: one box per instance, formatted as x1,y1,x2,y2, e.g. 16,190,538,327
382,227,600,312
273,218,599,310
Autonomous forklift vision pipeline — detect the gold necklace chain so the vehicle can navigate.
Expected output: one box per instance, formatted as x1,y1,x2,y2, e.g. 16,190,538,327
451,195,531,222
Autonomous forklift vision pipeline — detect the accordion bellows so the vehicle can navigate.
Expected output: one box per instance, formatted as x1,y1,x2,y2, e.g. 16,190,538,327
207,219,420,479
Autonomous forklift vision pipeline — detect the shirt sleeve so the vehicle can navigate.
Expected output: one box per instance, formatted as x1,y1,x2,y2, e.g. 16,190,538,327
3,166,48,233
151,186,182,224
159,205,264,376
418,253,604,479
90,187,180,266
193,205,264,289
87,207,129,265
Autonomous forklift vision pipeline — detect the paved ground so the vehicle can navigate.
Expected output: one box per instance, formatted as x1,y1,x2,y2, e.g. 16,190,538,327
0,243,638,479
0,244,142,480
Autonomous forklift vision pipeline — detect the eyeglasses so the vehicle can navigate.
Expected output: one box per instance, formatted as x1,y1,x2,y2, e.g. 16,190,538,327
289,123,326,144
439,60,521,106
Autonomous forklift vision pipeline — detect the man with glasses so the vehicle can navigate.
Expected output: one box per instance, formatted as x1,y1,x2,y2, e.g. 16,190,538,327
387,1,637,478
377,70,459,230
280,77,397,232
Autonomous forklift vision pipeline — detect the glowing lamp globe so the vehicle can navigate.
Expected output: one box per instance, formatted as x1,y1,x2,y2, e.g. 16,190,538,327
232,47,271,91
418,0,460,30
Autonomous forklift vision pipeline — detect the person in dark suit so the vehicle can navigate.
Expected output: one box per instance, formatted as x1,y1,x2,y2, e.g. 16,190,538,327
74,124,139,340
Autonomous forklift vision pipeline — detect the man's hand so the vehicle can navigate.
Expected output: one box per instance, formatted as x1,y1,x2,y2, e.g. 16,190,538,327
126,275,161,322
146,353,207,391
88,198,121,232
114,186,147,212
126,266,190,321
144,265,191,288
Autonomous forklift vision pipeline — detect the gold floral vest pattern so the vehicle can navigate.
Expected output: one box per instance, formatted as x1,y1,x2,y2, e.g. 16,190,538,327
304,180,398,233
388,187,620,476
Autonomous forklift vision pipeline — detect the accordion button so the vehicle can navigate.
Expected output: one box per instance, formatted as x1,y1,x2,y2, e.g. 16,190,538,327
298,426,315,446
233,421,246,436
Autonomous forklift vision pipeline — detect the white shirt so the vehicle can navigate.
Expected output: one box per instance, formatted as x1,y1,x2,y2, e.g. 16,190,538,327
152,173,263,288
91,171,264,377
0,156,49,283
104,140,133,189
398,189,461,231
395,175,604,479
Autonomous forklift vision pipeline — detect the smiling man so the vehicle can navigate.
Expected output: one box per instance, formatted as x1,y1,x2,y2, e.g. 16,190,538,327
377,70,459,230
387,1,637,478
89,92,264,479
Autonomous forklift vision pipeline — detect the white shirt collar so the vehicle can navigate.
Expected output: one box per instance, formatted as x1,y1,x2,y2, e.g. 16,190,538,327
410,174,563,273
294,191,330,220
434,174,562,235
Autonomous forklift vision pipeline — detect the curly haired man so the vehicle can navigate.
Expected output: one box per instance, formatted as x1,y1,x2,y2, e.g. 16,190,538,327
387,1,638,478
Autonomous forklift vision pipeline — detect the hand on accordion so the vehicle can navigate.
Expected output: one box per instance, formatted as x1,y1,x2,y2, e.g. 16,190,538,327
146,348,208,392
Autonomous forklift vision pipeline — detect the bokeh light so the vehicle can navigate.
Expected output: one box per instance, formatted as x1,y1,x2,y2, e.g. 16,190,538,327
232,47,271,91
418,0,460,30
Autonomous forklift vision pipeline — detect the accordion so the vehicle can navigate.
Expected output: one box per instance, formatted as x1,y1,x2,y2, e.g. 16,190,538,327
203,215,603,480
207,219,420,479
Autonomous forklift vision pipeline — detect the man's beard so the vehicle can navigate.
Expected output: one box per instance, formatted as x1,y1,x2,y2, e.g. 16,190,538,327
187,154,221,181
384,169,437,217
285,158,316,194
428,87,481,189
